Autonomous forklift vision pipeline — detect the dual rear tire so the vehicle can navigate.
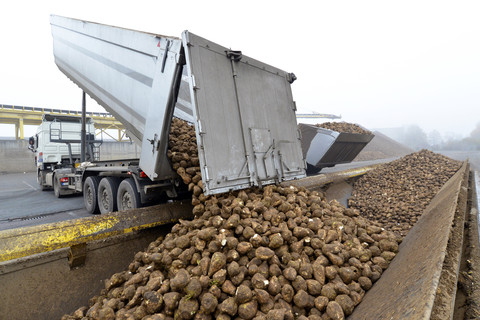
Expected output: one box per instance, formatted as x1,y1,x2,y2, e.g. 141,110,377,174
83,176,101,214
117,179,141,212
98,177,121,214
83,177,141,215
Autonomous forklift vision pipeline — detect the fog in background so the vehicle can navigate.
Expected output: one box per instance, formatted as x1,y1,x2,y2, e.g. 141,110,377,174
376,122,480,151
0,1,479,143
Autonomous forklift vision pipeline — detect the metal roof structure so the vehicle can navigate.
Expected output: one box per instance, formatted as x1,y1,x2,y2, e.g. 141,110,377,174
1,104,340,141
0,104,126,141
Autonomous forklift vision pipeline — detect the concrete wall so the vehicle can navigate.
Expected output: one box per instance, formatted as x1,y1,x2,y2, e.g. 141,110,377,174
99,140,140,160
0,140,140,174
0,140,35,173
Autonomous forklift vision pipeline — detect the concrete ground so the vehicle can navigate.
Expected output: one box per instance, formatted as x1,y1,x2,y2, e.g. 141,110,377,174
0,172,89,230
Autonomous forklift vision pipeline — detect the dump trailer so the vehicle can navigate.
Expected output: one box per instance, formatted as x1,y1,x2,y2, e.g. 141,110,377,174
48,15,306,214
299,123,375,174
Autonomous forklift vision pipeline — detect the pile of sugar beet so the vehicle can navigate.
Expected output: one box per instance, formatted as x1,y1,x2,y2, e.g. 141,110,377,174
348,149,462,237
315,122,371,135
62,118,401,320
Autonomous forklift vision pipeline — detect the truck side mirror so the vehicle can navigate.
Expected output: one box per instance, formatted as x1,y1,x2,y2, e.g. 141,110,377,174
28,136,36,152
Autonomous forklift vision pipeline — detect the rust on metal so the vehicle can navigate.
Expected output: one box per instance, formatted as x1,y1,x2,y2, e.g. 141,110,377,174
68,243,87,268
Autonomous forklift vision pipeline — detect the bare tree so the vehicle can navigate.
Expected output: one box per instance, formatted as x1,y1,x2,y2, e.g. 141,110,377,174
400,125,429,150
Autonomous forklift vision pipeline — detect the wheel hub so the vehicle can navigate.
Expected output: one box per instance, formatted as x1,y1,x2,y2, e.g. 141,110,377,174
101,189,109,210
86,187,93,205
122,192,132,209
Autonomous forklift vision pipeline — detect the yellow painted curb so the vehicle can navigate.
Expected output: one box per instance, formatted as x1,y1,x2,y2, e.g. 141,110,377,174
0,201,192,262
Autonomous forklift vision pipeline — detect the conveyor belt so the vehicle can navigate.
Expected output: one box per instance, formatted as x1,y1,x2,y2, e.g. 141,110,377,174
349,162,470,319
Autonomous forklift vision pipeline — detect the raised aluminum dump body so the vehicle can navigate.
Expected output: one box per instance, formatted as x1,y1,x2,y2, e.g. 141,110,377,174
50,15,305,195
299,123,374,174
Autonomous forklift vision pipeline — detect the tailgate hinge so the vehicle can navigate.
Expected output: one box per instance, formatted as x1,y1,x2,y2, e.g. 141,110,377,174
226,50,242,62
68,243,87,269
286,72,297,84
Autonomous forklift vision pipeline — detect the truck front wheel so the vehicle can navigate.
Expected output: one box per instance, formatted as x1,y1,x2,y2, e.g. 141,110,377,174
117,178,141,211
37,170,47,191
98,177,120,214
84,176,101,214
53,175,64,198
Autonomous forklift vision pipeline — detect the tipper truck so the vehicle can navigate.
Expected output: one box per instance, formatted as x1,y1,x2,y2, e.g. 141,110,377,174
35,16,376,215
45,15,306,214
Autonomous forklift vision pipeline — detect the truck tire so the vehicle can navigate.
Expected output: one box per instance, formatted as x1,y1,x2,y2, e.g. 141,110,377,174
117,178,141,211
37,170,47,191
84,176,101,214
98,177,121,214
53,175,64,198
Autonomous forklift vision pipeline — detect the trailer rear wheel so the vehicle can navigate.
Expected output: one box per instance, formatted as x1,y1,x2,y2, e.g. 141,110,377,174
117,178,141,211
98,177,120,214
84,176,101,214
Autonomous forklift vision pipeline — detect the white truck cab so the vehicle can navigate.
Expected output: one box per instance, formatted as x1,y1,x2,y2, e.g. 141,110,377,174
29,114,99,192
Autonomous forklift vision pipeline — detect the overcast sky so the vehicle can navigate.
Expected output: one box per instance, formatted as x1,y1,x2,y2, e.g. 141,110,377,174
1,0,479,139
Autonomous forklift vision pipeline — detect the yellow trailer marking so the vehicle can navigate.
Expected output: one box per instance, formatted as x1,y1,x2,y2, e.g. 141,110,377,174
0,201,193,262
